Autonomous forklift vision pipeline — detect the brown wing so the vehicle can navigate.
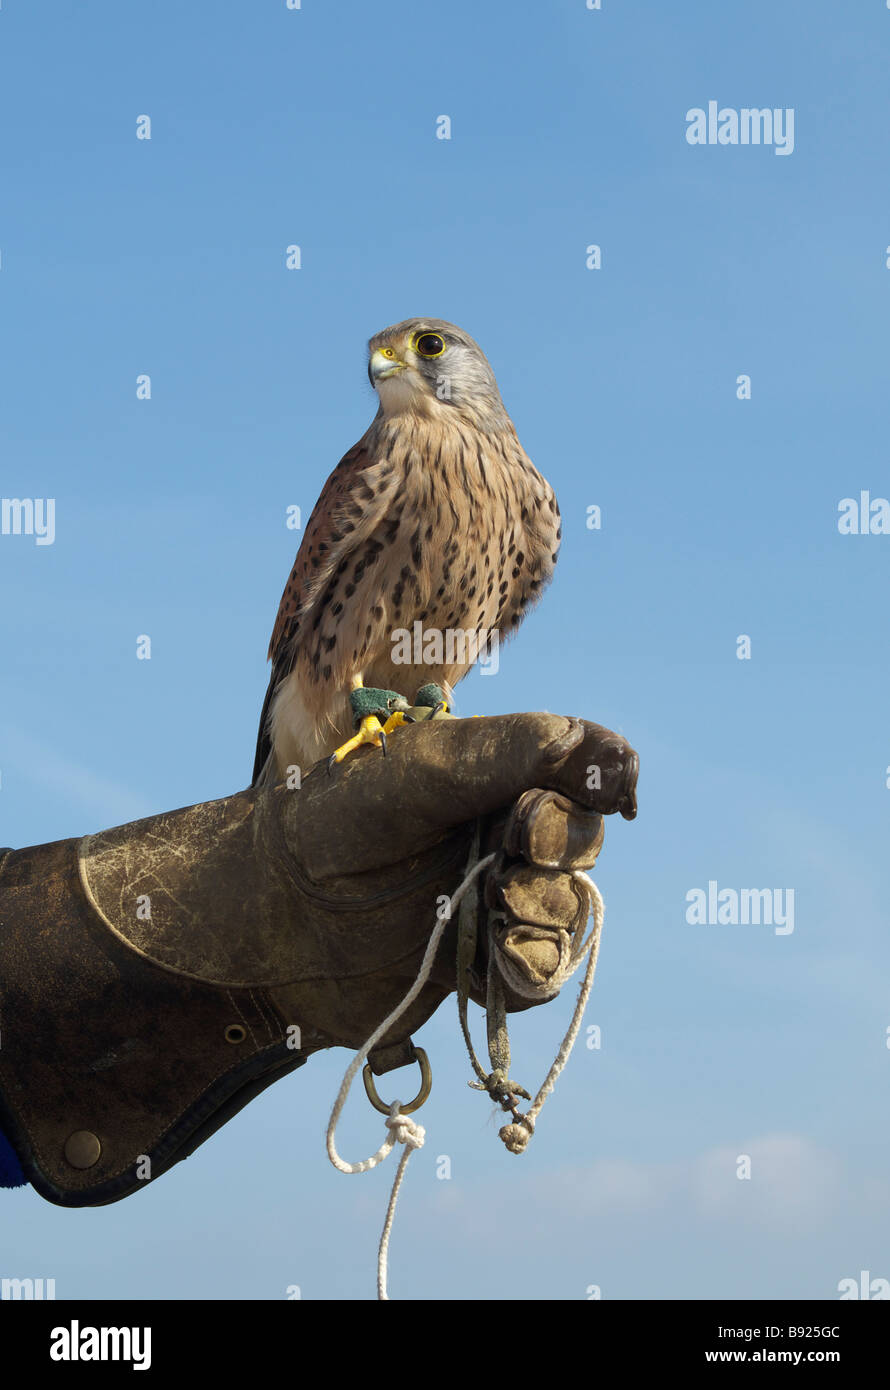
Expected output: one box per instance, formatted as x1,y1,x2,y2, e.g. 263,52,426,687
251,433,399,784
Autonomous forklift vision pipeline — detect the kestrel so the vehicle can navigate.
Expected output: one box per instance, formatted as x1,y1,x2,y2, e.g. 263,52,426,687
252,318,561,786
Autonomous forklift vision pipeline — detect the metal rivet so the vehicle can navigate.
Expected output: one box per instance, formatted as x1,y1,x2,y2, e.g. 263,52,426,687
64,1130,102,1169
225,1024,246,1044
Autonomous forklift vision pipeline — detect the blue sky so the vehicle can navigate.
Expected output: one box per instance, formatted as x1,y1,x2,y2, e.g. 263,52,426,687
1,0,889,1299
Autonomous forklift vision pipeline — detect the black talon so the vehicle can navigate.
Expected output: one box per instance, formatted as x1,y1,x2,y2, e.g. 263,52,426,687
380,730,387,757
326,754,337,777
430,701,447,720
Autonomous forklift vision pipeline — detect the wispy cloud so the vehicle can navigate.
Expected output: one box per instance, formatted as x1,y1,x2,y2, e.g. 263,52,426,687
411,1133,888,1243
0,724,153,827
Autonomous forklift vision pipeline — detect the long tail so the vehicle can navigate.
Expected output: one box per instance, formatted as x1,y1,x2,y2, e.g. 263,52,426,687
251,675,277,786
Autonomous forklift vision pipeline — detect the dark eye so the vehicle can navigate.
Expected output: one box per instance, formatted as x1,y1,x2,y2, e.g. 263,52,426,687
414,332,445,358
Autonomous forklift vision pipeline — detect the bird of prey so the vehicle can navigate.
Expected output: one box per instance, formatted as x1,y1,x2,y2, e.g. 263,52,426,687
252,318,561,786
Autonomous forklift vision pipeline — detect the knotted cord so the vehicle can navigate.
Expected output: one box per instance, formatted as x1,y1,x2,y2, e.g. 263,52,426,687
326,830,604,1296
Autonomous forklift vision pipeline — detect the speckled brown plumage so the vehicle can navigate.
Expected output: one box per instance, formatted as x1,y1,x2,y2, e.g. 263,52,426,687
252,319,561,784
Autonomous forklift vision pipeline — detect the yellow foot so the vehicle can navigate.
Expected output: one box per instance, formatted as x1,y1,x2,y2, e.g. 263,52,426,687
327,715,387,773
381,711,412,735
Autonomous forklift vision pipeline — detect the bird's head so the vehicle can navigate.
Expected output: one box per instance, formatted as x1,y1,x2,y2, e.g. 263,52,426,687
367,318,511,432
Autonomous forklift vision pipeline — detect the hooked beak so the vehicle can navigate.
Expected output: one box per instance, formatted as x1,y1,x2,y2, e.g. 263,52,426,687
369,348,406,385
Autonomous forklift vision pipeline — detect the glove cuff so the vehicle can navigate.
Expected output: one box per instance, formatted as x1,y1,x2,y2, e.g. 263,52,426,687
0,834,323,1207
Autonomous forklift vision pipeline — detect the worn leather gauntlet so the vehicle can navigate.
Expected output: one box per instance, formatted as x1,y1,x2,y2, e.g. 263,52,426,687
0,713,638,1208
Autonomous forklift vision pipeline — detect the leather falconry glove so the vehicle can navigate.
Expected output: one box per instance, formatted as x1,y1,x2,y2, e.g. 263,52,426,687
0,712,638,1208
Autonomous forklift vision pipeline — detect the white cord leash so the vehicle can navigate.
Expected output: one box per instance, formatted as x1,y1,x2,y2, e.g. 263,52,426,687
325,852,604,1297
325,852,495,1298
375,1104,425,1301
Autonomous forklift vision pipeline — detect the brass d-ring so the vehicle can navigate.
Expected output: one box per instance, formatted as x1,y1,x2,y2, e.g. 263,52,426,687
362,1047,432,1116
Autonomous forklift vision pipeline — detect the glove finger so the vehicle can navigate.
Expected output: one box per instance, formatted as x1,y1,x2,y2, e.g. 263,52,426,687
476,793,603,1007
499,788,604,870
286,712,637,880
486,862,589,932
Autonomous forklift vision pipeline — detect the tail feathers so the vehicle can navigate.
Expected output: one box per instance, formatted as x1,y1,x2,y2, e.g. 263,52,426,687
251,674,277,787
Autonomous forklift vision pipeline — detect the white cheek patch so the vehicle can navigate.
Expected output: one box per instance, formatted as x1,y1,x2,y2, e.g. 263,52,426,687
376,368,447,417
